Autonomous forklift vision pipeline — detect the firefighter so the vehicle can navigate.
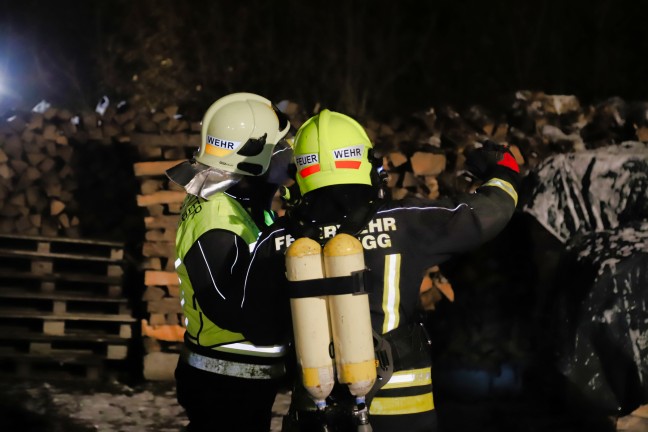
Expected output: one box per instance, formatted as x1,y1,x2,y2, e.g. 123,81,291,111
241,109,521,431
165,92,293,432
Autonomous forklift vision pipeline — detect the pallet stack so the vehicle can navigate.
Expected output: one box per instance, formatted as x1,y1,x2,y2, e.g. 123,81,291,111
0,233,134,380
130,120,200,379
0,104,182,380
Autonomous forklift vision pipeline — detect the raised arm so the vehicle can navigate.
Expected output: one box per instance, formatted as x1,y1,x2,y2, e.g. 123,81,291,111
396,140,520,257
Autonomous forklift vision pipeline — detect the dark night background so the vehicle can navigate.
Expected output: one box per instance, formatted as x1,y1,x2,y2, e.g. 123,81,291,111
0,2,646,432
1,0,647,119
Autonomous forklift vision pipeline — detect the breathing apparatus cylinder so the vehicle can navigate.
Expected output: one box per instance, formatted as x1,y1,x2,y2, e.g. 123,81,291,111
285,237,335,409
323,233,377,400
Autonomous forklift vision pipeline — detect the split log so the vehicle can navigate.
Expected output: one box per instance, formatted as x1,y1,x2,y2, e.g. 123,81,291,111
136,190,186,207
133,160,184,177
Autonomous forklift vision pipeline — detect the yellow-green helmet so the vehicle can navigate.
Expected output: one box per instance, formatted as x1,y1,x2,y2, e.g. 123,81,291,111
293,109,373,195
195,92,290,176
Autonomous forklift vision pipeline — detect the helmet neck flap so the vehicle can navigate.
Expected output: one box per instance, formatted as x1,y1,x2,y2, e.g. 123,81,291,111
286,184,383,240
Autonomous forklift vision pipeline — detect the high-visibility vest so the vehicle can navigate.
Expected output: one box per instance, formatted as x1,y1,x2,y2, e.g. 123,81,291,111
175,193,285,377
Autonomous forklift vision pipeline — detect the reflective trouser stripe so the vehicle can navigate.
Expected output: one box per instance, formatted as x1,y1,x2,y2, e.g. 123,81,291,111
181,350,285,379
370,393,434,415
382,367,432,390
370,367,434,415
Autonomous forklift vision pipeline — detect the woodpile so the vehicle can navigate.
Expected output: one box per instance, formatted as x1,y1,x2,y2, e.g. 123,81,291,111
0,108,80,237
131,122,198,379
0,91,646,380
0,102,201,379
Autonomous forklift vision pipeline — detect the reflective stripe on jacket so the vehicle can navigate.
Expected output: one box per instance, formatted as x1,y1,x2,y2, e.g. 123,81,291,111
175,193,286,377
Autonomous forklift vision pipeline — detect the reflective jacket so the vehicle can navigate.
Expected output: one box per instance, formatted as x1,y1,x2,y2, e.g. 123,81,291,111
175,192,287,379
242,176,518,419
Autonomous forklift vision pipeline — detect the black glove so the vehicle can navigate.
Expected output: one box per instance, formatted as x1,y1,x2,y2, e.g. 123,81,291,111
464,139,520,185
279,182,302,209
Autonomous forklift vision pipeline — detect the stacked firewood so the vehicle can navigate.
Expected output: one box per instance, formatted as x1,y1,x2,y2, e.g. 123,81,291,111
2,92,643,241
0,107,80,237
133,92,648,369
127,108,200,379
364,92,647,313
1,91,646,380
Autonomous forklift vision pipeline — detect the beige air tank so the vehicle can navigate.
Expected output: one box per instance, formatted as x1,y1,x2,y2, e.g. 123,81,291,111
323,233,377,399
285,237,335,409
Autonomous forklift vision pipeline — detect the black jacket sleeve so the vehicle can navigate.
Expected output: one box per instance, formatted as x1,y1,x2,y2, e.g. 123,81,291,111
394,172,518,259
240,225,292,346
183,228,251,332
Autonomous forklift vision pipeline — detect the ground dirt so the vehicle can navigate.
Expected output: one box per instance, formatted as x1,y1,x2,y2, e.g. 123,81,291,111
0,378,290,432
1,376,645,432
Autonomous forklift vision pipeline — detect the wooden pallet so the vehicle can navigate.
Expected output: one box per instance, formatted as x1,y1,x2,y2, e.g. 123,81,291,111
0,233,135,380
0,286,131,315
0,251,123,279
0,327,130,360
0,308,135,338
0,233,127,297
0,268,124,297
0,351,106,380
0,233,125,260
0,233,125,278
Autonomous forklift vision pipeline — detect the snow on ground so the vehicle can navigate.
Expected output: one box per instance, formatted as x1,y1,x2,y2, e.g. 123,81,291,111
0,378,290,432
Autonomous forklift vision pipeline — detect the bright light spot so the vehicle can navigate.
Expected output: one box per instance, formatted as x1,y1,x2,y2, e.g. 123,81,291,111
0,71,5,96
32,100,51,113
0,68,22,112
96,96,109,115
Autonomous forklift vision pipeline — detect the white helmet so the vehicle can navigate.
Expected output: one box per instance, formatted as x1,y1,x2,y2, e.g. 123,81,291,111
196,92,290,175
166,92,291,198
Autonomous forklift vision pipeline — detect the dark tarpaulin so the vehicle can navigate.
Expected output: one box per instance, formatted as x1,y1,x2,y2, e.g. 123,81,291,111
523,141,648,244
522,141,648,414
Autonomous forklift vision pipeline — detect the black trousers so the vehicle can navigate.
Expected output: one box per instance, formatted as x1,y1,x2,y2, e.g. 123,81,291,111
175,357,282,432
